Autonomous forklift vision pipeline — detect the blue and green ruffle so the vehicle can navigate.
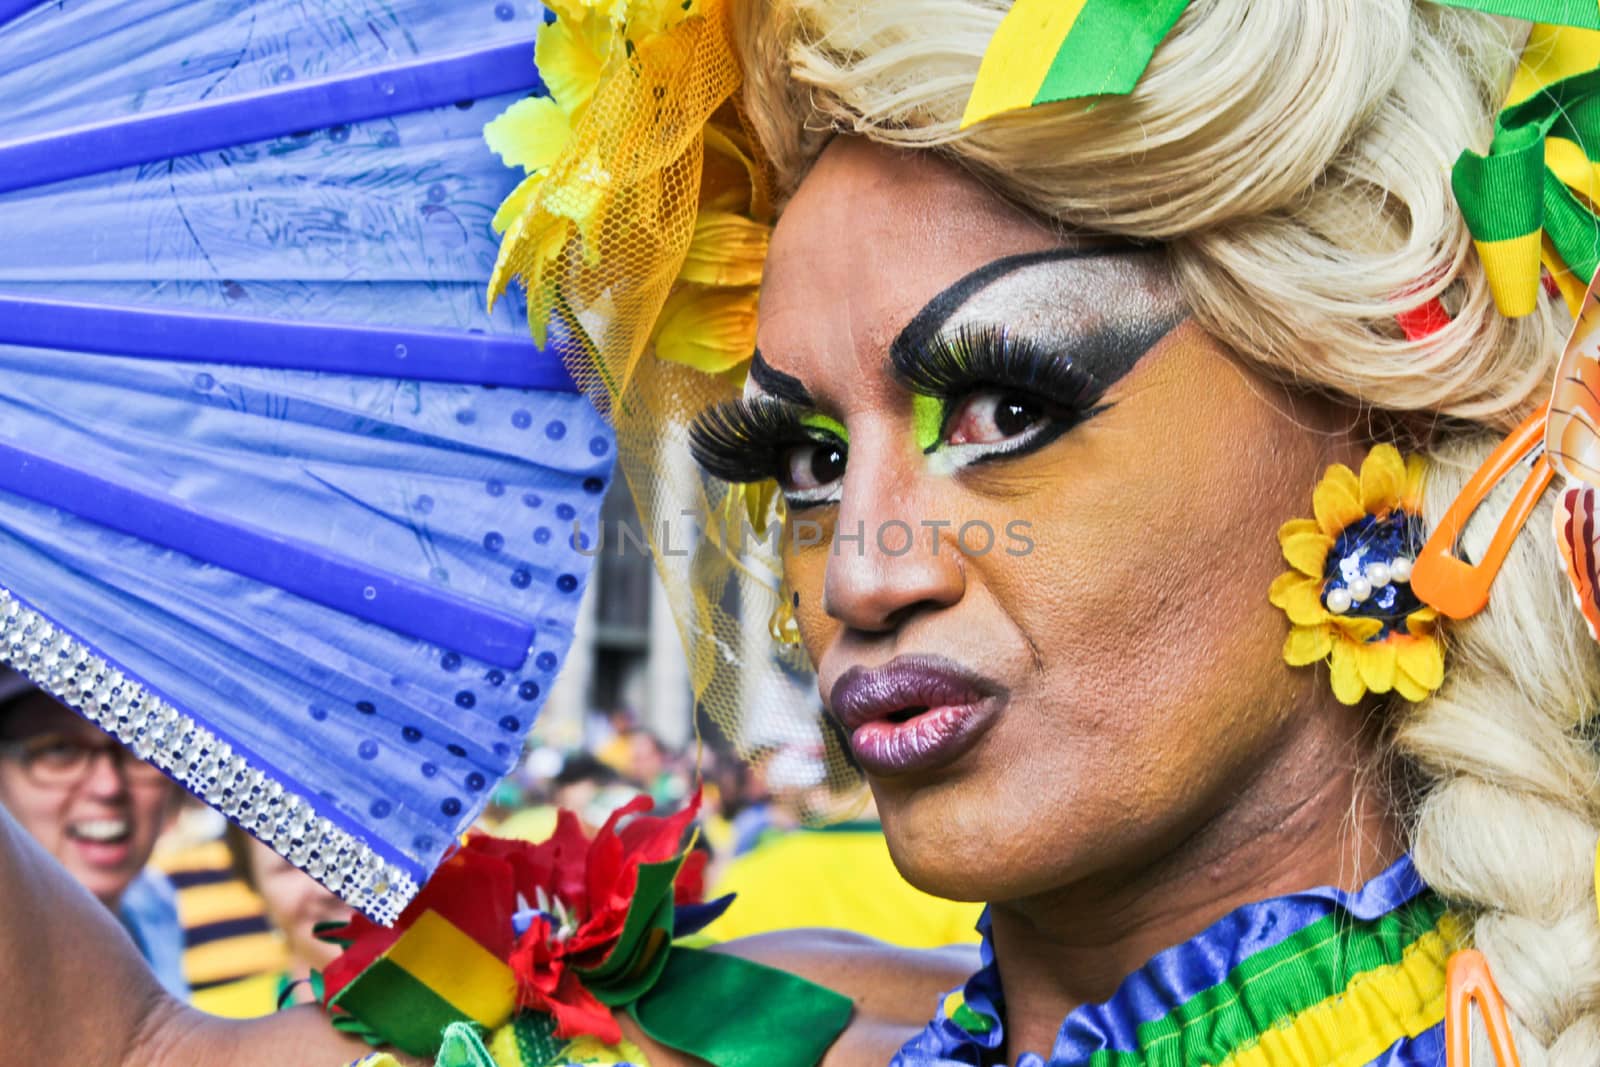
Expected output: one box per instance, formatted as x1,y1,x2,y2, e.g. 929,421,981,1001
893,854,1461,1067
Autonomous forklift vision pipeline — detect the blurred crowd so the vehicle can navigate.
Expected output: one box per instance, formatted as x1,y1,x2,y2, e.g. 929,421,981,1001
0,673,979,1019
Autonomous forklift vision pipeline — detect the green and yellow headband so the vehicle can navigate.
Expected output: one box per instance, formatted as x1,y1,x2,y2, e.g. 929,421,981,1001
965,0,1600,320
964,0,1600,129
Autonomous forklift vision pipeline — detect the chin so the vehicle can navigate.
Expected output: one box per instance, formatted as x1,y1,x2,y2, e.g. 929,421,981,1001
82,877,130,910
871,771,1031,903
873,760,1134,906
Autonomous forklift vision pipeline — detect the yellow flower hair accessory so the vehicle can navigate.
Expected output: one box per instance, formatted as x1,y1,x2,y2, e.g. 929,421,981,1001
482,0,769,396
477,0,863,800
1270,445,1444,706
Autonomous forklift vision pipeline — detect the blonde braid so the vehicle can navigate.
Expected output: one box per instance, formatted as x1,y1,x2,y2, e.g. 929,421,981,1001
1399,437,1600,1063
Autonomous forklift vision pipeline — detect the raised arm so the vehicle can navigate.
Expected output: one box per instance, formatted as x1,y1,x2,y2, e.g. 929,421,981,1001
0,802,379,1067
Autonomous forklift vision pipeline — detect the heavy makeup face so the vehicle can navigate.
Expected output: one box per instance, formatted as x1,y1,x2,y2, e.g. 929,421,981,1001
690,139,1367,903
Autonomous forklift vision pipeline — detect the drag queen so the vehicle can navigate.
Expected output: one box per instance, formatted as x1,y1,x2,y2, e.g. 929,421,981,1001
5,0,1600,1064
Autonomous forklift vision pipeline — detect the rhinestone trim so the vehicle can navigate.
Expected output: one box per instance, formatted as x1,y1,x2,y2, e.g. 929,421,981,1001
0,587,416,924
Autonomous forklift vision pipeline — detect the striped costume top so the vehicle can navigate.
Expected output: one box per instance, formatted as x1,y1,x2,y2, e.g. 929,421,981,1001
893,855,1461,1067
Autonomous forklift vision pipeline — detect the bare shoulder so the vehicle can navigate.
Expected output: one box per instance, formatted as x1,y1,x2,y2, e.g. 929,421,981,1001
619,930,981,1067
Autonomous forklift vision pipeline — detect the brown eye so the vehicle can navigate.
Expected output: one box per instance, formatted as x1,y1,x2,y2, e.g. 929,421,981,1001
946,390,1047,446
25,736,83,771
778,441,847,505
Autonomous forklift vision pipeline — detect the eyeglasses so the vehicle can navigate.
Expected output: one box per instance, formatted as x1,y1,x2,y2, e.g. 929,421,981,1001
0,732,169,789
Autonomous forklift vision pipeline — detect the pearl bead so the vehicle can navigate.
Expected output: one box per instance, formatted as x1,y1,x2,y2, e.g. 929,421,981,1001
1389,556,1414,583
1325,587,1354,614
1365,562,1391,587
1349,576,1373,602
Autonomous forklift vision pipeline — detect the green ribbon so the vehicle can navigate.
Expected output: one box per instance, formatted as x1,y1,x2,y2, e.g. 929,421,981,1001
1435,0,1600,26
1452,65,1600,295
967,0,1600,119
629,948,855,1067
583,854,855,1067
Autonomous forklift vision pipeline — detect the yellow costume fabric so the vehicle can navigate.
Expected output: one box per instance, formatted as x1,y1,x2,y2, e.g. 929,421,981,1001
341,1027,650,1067
706,823,981,948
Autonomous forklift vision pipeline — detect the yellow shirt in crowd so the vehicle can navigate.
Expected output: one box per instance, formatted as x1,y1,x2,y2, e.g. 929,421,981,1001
705,823,982,949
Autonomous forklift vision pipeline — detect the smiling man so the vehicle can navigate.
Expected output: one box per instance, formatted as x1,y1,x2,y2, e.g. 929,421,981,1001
0,668,187,998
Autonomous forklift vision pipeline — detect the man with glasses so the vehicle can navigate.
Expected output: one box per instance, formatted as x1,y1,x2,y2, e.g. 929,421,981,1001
0,668,187,998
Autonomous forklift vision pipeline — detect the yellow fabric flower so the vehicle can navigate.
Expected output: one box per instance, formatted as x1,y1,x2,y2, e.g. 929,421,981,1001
485,0,764,385
1269,445,1443,705
651,285,759,373
483,11,615,190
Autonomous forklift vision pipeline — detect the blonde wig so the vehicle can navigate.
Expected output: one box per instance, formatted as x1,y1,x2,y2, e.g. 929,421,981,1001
732,0,1600,1058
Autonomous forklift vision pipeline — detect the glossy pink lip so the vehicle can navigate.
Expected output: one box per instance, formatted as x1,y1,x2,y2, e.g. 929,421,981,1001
828,654,1005,777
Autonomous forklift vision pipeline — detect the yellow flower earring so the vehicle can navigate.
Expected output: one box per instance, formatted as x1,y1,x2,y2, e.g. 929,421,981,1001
1269,445,1445,705
769,583,802,646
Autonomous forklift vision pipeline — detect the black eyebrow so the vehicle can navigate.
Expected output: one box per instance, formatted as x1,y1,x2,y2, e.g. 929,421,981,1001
749,350,814,406
890,247,1136,368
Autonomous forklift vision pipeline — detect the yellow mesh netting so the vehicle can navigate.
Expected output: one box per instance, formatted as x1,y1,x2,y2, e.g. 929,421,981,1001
487,0,864,805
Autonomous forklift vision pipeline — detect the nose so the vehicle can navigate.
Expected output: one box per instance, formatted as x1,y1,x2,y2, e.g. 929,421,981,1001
822,445,965,633
78,748,130,802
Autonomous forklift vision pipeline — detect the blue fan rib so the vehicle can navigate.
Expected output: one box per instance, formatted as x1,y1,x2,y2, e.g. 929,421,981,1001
0,0,37,32
0,38,544,195
0,440,537,669
0,296,578,390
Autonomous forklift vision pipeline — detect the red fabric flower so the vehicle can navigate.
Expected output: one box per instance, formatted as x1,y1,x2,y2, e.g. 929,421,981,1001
508,913,620,1040
499,790,702,1042
320,789,703,1047
674,847,708,906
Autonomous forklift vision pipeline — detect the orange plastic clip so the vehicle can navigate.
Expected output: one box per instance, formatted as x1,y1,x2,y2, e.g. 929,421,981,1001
1446,949,1523,1067
1411,411,1555,619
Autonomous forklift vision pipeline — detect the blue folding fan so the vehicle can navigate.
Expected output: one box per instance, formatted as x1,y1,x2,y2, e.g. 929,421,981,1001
0,0,608,922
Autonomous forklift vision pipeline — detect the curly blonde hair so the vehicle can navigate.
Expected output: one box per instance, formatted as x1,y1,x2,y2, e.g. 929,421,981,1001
731,0,1600,1058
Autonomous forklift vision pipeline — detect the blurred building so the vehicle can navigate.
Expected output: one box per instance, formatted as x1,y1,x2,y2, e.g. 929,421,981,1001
542,483,693,750
544,470,836,791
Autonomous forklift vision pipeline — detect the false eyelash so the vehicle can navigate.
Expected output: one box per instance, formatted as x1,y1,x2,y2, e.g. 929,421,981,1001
689,396,818,484
891,322,1108,414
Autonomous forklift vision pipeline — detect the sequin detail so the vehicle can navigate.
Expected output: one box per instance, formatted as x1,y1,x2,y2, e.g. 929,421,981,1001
0,586,416,923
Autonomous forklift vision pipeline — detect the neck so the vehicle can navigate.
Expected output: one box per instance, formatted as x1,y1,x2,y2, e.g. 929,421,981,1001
986,722,1404,1061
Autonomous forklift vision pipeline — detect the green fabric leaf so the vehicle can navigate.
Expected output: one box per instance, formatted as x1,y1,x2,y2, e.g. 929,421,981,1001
576,855,682,990
584,893,676,1007
628,948,854,1067
328,957,470,1058
313,921,355,949
435,1022,499,1067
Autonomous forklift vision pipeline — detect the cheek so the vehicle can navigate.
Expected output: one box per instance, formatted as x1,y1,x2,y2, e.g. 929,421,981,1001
978,353,1335,766
260,877,300,927
130,788,169,837
782,515,838,661
0,771,66,842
